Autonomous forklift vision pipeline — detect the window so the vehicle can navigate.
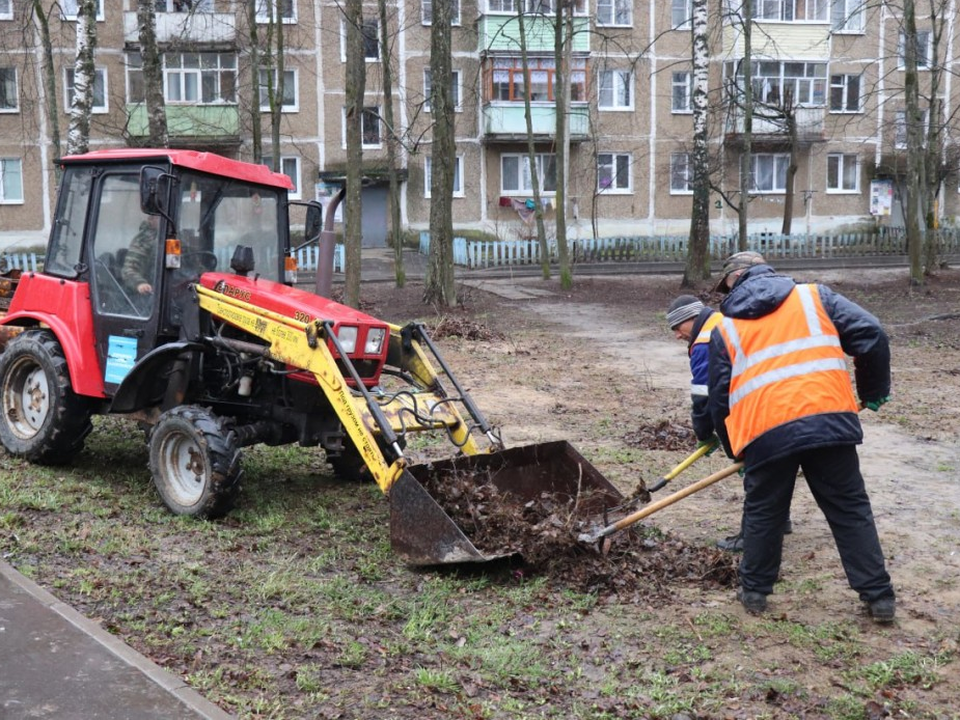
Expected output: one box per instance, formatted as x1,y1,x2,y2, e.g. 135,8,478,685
894,109,928,149
501,153,556,194
62,0,105,20
425,156,464,198
424,69,461,112
597,0,631,26
830,0,863,33
826,153,858,192
748,60,826,106
671,0,692,28
597,153,631,193
262,156,301,198
672,72,692,113
599,69,633,110
898,31,931,69
0,67,17,112
487,0,516,10
422,0,461,25
750,153,790,192
164,53,236,104
670,153,693,194
829,74,860,112
256,0,295,23
0,0,12,20
343,106,382,148
489,57,586,103
340,18,381,61
486,0,586,14
259,69,298,111
154,0,213,11
0,158,23,203
752,0,827,21
64,67,108,113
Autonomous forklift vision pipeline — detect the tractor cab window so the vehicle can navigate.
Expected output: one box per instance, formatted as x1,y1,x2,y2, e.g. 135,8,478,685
177,171,282,283
46,167,94,278
90,173,160,318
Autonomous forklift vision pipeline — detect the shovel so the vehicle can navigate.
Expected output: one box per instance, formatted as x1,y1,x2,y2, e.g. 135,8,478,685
578,461,743,545
646,437,719,493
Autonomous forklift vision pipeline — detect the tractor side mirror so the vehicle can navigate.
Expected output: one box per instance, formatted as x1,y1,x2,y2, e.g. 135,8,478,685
305,202,323,244
140,166,170,216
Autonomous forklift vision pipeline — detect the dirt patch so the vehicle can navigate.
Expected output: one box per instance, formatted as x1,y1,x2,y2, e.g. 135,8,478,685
623,420,697,451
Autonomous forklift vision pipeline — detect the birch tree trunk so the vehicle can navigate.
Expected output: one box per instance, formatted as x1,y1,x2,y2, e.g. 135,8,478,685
344,0,367,308
66,0,98,155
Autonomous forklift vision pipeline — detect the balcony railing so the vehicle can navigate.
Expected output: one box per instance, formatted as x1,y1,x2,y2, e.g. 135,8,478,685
726,106,825,145
482,103,590,141
123,12,236,46
126,104,240,140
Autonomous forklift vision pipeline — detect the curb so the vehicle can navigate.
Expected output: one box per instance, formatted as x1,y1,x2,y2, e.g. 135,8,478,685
0,560,234,720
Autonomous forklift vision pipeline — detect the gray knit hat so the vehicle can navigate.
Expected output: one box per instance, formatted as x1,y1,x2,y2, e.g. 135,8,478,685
666,295,705,330
714,250,766,293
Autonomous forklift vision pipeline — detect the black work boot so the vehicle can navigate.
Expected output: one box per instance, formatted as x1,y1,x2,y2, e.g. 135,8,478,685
716,531,743,552
737,587,767,614
866,596,896,624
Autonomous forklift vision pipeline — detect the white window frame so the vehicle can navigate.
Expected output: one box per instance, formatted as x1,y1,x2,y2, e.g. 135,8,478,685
598,69,633,111
750,153,790,193
64,66,108,114
0,66,18,113
898,31,932,70
487,0,517,11
826,153,859,193
829,73,861,113
830,0,863,33
749,60,827,107
340,18,381,62
255,0,296,24
425,155,465,198
423,68,461,112
670,153,693,195
671,0,692,29
259,68,298,112
752,0,828,22
155,0,213,11
421,0,462,26
0,0,12,20
0,157,24,204
342,106,382,148
597,0,632,27
262,155,301,199
894,109,928,149
500,153,557,195
672,71,692,113
597,153,632,194
61,0,105,21
163,52,237,105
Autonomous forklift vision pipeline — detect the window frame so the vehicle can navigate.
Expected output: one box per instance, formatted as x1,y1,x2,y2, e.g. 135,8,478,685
597,0,632,27
340,17,381,62
424,68,462,112
424,155,465,198
155,0,214,11
258,67,299,112
61,0,105,21
747,60,827,107
262,155,301,199
671,0,692,29
342,106,383,149
0,0,12,20
597,153,632,194
752,0,828,22
672,71,693,113
829,73,861,113
670,153,693,195
598,68,633,111
898,30,932,70
749,153,791,193
489,56,586,104
0,66,18,113
894,108,929,149
421,0,462,26
64,66,109,114
162,52,237,106
830,0,863,33
826,152,859,193
500,153,557,195
255,0,296,24
0,157,24,204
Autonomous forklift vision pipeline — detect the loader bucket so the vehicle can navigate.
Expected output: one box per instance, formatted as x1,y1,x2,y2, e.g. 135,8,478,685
390,440,624,566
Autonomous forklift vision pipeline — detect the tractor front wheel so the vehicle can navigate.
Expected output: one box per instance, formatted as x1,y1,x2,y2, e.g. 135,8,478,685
0,330,93,464
149,406,241,518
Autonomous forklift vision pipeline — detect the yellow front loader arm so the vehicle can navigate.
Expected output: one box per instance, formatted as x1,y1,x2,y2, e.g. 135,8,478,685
194,285,488,494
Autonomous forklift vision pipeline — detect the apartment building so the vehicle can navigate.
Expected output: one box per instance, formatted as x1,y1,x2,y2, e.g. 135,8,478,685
1,0,958,247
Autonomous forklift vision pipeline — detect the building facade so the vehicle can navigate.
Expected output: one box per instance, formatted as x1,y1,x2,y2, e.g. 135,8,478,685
1,0,958,247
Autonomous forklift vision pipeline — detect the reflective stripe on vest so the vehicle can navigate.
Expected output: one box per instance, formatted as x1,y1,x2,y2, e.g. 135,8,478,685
718,284,858,455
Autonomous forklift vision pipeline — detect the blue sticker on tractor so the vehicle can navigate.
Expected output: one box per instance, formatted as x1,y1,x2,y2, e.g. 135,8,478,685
104,335,138,384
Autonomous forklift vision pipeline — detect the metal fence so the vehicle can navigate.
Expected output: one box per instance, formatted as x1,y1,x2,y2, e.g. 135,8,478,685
419,228,960,269
1,252,43,272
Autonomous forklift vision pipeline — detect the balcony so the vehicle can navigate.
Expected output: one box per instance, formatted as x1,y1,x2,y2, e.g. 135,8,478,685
725,106,825,148
123,12,236,47
482,102,589,142
478,14,589,54
126,104,240,143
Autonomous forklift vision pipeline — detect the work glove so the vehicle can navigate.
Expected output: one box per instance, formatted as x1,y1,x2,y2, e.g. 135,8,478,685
863,396,891,412
697,434,720,456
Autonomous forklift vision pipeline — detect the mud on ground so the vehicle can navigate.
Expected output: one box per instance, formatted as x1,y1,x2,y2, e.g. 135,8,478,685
3,266,959,719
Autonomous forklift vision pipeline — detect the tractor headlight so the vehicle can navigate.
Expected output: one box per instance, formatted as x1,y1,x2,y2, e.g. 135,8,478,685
364,328,386,355
336,326,358,353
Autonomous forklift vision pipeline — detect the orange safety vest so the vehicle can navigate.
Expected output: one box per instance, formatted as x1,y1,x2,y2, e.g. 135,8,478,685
716,284,858,456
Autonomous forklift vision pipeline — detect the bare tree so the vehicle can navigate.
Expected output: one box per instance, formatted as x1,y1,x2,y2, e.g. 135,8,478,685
735,0,752,250
901,0,925,285
683,0,711,286
378,0,404,287
66,0,98,155
137,0,167,147
31,0,60,159
343,0,366,308
423,0,455,306
553,0,572,289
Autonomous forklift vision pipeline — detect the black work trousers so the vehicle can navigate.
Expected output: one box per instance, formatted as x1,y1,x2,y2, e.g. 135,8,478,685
740,444,894,602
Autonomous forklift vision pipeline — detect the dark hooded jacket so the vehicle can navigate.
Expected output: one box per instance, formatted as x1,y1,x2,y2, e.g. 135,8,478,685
707,265,891,467
687,306,718,441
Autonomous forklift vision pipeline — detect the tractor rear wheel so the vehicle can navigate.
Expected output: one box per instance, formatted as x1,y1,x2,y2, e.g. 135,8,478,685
149,406,241,518
0,330,93,464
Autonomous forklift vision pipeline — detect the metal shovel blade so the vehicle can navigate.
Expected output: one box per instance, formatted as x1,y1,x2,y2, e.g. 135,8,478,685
390,440,624,566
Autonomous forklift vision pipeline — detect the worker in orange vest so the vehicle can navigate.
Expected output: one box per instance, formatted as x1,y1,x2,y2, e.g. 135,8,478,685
707,252,895,623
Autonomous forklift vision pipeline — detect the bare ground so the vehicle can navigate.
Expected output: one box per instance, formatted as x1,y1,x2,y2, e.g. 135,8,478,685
3,266,960,719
